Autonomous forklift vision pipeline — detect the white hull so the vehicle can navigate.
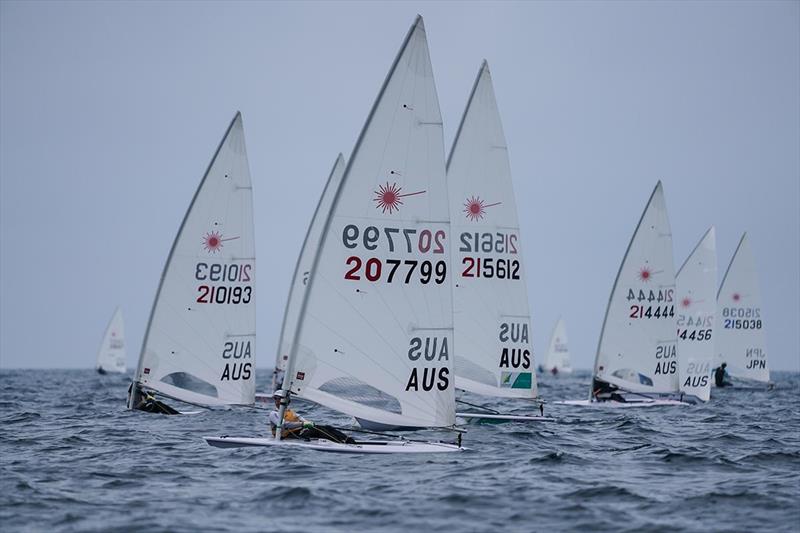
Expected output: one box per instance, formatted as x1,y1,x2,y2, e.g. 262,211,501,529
555,399,689,408
204,436,463,454
712,375,774,390
456,412,556,422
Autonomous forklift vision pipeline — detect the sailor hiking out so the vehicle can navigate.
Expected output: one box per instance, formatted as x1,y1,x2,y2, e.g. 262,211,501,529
128,383,179,415
270,390,355,444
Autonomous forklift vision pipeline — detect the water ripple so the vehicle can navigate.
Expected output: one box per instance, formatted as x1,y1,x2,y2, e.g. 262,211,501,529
1,368,798,532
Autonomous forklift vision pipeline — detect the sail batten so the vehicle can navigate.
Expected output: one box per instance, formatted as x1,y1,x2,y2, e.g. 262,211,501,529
447,61,538,399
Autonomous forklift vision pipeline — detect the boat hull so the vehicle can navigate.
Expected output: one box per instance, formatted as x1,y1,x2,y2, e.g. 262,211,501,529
456,412,556,423
204,436,464,454
554,399,689,408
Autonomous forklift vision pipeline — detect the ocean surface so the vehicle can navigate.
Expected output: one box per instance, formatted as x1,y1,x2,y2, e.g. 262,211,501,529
1,368,798,532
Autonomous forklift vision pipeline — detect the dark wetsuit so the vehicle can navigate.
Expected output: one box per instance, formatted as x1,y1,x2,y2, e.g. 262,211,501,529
714,367,732,387
298,426,355,444
137,397,180,415
129,383,179,415
592,378,625,402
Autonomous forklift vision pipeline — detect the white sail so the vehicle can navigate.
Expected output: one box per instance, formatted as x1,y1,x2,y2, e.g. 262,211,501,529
273,154,346,391
96,307,126,373
714,233,769,382
676,227,717,401
130,113,255,407
592,182,678,396
282,16,455,428
446,61,537,398
543,317,572,376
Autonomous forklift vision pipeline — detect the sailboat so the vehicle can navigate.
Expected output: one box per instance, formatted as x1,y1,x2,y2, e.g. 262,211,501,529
560,182,687,407
127,112,256,412
676,227,716,402
540,317,573,377
96,307,126,374
269,154,346,395
713,233,770,386
205,16,463,453
445,60,551,423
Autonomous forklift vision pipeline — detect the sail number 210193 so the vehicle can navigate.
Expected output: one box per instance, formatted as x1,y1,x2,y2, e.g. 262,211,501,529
195,262,253,304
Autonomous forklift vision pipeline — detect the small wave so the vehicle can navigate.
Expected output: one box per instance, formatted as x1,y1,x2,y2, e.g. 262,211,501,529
659,451,710,464
565,485,646,501
738,450,800,463
529,450,565,462
265,486,313,502
1,411,41,424
438,492,480,504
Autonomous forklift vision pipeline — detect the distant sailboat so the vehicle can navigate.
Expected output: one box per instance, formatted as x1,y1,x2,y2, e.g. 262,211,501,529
560,182,687,407
676,228,716,402
541,317,573,377
96,307,126,374
445,61,551,423
714,233,770,386
127,112,256,413
206,16,462,453
271,154,346,394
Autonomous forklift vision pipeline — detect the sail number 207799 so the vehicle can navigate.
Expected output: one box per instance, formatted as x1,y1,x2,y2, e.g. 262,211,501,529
341,224,448,284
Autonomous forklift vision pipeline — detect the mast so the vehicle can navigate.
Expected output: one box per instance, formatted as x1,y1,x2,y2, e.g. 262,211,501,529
277,15,434,437
446,59,487,172
128,112,246,408
589,181,677,400
446,59,537,398
717,232,747,300
273,154,345,389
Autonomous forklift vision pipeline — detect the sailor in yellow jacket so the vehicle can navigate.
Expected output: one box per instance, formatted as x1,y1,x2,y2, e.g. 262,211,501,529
269,390,355,443
269,390,310,438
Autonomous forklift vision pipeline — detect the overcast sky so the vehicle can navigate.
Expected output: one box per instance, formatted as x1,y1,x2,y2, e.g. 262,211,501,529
1,1,798,372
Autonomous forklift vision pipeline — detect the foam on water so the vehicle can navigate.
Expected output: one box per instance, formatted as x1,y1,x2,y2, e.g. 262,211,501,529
1,369,798,532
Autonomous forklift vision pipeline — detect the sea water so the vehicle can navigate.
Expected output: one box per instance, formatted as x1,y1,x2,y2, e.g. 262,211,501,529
1,369,798,532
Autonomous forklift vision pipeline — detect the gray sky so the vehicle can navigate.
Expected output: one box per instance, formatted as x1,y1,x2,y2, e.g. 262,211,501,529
1,1,798,371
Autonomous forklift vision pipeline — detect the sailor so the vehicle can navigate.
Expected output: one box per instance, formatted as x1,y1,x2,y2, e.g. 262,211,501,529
270,390,355,444
592,379,626,403
129,383,179,415
714,363,733,387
